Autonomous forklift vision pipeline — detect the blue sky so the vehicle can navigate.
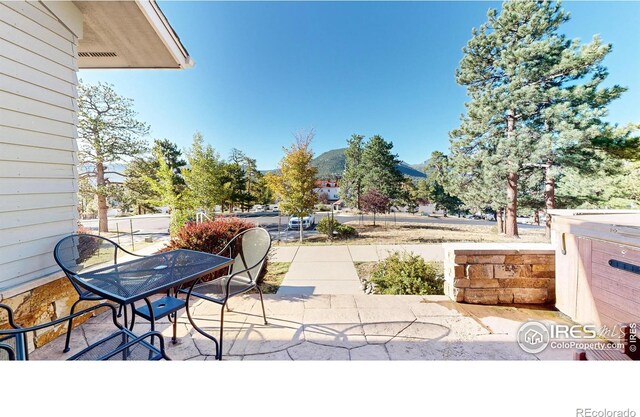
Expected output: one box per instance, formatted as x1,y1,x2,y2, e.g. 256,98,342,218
79,1,640,170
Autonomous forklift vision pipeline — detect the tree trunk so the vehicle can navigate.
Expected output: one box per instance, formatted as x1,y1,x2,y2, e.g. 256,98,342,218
299,220,303,243
497,209,504,234
505,172,519,238
534,210,540,226
96,161,109,233
544,163,555,239
373,212,376,226
504,109,519,238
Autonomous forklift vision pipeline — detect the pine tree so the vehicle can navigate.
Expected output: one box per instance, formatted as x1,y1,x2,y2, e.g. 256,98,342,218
123,157,159,215
341,134,366,209
182,132,224,213
362,135,404,204
77,81,148,232
422,151,464,217
450,0,629,237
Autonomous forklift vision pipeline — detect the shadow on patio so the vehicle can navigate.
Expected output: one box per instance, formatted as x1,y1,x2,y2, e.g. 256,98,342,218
30,294,578,361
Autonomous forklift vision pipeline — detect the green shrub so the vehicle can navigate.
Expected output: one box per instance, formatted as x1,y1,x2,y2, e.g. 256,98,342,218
317,218,358,239
317,217,340,237
369,252,444,295
336,224,357,238
169,209,196,236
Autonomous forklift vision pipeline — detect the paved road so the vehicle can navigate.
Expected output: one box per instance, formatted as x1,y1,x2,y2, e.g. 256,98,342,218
81,212,543,241
81,215,171,235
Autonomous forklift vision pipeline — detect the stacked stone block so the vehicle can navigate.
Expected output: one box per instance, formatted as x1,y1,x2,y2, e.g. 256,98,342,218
444,245,555,305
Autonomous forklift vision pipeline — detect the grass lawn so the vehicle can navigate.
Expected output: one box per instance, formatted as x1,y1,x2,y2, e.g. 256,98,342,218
276,221,548,246
255,262,291,294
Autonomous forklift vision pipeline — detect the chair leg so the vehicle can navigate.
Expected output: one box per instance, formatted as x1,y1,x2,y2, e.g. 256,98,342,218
257,286,268,325
117,304,123,318
63,299,82,353
219,302,226,361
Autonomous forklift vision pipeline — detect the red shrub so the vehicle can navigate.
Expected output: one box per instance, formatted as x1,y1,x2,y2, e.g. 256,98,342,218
164,217,257,254
162,217,267,284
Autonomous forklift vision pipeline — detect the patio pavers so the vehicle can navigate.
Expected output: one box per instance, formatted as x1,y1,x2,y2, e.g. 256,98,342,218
30,294,577,360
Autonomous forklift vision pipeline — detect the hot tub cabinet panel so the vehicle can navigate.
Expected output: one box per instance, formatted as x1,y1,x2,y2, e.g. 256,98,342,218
551,211,640,331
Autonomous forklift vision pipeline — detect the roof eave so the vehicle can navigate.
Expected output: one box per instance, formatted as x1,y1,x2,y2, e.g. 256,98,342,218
136,0,194,69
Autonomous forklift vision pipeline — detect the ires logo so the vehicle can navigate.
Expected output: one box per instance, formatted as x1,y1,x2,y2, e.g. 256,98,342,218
517,321,599,354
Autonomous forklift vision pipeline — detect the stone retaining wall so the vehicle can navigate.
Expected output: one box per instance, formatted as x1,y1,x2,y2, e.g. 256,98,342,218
443,243,555,305
0,276,99,354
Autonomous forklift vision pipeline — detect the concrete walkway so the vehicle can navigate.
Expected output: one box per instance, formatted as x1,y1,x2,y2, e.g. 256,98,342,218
272,244,443,296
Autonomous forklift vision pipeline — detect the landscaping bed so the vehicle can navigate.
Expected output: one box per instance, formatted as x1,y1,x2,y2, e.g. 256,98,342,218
355,252,445,295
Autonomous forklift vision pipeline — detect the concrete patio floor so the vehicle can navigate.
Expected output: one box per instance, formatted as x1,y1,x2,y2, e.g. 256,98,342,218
30,294,579,360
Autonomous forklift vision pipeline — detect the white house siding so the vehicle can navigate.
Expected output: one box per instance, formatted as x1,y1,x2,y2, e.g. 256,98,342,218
0,1,80,291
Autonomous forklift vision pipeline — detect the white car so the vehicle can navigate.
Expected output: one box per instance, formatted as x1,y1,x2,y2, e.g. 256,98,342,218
288,215,316,230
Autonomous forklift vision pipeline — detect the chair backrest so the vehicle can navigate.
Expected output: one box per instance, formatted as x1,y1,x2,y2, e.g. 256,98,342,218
230,228,271,282
54,234,137,295
54,234,119,275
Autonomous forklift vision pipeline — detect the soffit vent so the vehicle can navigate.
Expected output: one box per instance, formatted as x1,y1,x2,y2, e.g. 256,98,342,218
78,52,118,58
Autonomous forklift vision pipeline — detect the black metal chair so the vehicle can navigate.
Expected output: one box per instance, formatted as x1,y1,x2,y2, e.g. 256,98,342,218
181,227,271,360
53,233,147,352
0,302,170,360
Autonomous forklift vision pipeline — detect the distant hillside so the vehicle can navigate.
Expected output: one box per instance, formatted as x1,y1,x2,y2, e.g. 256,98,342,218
310,148,426,179
410,162,427,173
311,148,347,178
396,162,426,178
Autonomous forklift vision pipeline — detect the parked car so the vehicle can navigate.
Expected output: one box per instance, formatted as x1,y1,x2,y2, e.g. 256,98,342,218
251,204,267,212
516,216,533,224
288,215,316,230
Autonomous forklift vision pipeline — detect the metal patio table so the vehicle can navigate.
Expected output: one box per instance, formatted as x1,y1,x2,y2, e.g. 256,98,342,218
72,249,234,345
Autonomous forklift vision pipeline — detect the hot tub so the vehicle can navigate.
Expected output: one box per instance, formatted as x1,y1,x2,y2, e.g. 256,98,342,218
550,210,640,331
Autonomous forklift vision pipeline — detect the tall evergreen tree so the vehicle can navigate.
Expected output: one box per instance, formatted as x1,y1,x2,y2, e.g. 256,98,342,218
123,157,159,215
221,162,250,211
182,132,224,213
423,151,464,217
362,135,404,204
151,139,186,185
450,0,628,237
146,138,187,203
77,81,148,232
341,134,365,209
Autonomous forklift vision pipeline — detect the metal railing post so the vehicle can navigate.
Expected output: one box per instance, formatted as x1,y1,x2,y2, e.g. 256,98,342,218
130,218,135,251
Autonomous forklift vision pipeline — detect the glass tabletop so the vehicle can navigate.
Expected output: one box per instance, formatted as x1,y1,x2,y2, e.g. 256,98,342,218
74,249,234,303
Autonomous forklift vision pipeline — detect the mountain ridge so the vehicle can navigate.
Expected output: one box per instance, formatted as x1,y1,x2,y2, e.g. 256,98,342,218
308,148,427,179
